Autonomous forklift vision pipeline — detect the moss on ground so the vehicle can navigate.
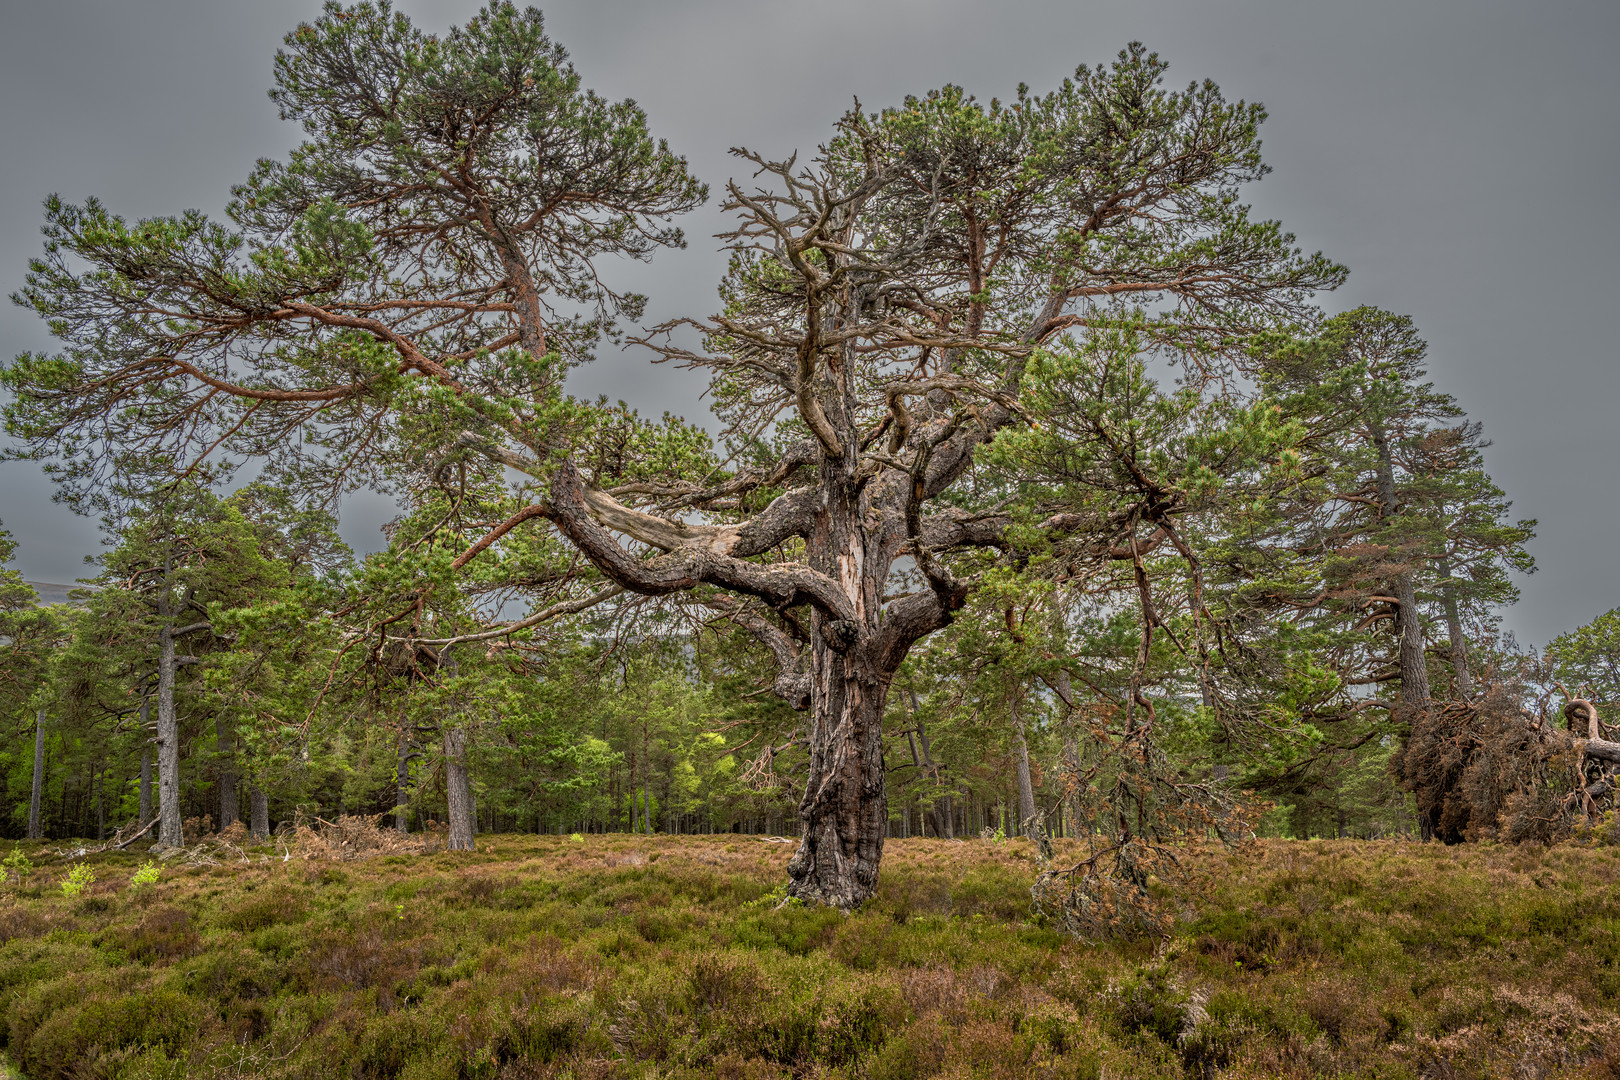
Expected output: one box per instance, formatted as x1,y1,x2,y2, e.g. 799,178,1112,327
0,836,1618,1078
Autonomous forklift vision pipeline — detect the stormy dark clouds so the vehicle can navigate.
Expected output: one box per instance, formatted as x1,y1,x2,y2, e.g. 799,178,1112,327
1,0,1616,645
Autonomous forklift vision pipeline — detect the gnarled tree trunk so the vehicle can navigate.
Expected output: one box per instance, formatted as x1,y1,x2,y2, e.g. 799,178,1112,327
788,648,891,907
787,459,896,908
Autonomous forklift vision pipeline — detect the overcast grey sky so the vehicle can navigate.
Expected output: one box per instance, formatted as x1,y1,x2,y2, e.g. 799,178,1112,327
2,0,1617,646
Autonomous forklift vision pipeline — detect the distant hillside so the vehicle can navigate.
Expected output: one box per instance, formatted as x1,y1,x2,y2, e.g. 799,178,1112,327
23,581,90,606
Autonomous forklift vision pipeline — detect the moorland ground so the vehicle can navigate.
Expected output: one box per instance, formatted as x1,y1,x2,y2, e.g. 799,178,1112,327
1,834,1618,1079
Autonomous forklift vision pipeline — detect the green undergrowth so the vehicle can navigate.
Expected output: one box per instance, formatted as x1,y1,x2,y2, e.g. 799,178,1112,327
1,836,1619,1078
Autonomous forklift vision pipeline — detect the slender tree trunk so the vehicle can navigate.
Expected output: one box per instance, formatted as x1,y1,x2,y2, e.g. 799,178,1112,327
1373,426,1436,839
1372,424,1431,703
641,724,653,835
139,748,152,826
625,753,635,833
395,728,411,833
249,787,269,841
1012,699,1038,832
216,716,238,828
155,570,184,848
27,705,45,840
444,725,475,851
139,691,153,826
1436,556,1473,698
1392,572,1431,702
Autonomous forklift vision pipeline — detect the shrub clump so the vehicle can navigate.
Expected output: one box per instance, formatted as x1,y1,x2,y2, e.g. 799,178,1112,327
0,835,1612,1078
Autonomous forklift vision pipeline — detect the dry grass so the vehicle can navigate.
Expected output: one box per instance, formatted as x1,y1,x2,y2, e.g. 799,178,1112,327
0,835,1617,1078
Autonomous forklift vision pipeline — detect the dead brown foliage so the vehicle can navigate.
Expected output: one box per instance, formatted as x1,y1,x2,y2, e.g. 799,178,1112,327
1394,682,1593,843
288,811,441,860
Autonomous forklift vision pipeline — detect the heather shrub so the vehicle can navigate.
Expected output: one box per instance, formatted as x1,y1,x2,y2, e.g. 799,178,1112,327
114,905,201,963
0,835,1610,1077
14,984,207,1078
217,883,307,931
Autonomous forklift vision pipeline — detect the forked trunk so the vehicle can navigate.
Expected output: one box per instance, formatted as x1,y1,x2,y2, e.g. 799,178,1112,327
787,456,895,909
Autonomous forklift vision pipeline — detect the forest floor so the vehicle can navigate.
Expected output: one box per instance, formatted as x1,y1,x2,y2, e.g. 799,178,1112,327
1,833,1619,1079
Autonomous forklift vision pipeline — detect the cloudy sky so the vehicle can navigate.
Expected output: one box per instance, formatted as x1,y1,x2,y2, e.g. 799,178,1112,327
2,0,1617,646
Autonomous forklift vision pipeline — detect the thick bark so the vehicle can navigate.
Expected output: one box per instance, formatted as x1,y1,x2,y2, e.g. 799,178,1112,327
395,728,412,833
787,455,896,907
789,673,889,906
444,725,475,851
216,715,238,828
1579,736,1620,764
1392,573,1431,702
1436,557,1473,697
27,706,45,840
249,787,270,841
500,440,958,907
